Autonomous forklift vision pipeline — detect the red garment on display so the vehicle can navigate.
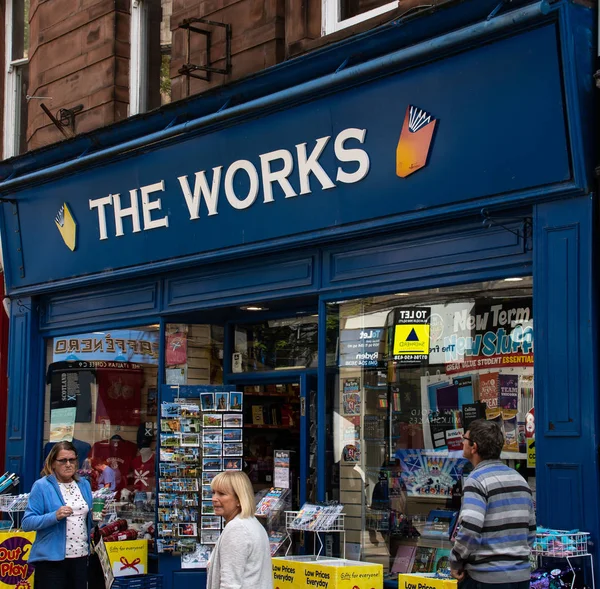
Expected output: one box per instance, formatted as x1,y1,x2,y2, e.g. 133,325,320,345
90,438,138,492
95,365,143,426
130,453,155,491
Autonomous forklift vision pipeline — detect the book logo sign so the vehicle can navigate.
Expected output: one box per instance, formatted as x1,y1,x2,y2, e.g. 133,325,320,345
55,202,78,251
396,105,437,178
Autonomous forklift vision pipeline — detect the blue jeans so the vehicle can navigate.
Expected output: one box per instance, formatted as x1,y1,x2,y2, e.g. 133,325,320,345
460,576,530,589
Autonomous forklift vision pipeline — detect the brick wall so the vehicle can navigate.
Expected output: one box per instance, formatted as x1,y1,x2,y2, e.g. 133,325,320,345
169,0,285,100
27,0,130,151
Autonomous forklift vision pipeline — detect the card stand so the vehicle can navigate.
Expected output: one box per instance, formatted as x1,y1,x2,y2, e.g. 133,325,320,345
532,530,594,589
284,510,346,559
0,493,28,530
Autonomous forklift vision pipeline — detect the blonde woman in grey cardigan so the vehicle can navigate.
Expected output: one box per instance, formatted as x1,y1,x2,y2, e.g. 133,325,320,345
207,471,273,589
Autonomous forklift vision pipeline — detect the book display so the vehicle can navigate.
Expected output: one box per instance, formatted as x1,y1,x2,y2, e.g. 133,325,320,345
157,386,243,563
255,486,292,555
285,502,346,557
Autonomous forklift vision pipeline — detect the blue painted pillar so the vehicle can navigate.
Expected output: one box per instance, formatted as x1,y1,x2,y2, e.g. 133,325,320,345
6,297,43,491
534,195,600,540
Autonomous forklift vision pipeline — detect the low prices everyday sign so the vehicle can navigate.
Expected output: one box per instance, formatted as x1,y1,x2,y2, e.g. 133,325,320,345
0,532,35,589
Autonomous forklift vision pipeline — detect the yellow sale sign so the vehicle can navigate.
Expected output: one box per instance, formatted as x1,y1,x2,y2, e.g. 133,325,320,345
398,573,457,589
0,531,36,589
105,539,148,577
273,557,382,589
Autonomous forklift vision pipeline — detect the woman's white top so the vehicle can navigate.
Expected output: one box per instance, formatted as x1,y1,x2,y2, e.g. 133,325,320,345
58,481,89,558
207,515,273,589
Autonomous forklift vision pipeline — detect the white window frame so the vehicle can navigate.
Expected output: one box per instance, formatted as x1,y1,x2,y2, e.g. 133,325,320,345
321,0,399,35
130,0,149,116
3,0,29,159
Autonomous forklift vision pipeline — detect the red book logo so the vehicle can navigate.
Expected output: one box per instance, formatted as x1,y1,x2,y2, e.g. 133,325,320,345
396,105,437,178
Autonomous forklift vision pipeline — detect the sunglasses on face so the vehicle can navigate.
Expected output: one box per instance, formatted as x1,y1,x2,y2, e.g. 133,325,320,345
55,458,77,465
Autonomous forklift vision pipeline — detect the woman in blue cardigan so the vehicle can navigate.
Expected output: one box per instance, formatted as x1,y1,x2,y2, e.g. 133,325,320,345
22,440,93,589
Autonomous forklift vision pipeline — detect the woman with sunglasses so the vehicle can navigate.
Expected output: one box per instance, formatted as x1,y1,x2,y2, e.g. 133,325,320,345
22,440,93,589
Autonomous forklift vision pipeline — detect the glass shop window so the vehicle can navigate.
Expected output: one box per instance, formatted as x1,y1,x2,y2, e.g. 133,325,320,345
232,315,318,372
164,324,224,386
44,326,161,536
325,279,535,573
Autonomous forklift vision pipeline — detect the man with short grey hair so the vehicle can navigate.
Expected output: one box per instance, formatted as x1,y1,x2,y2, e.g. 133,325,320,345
450,419,535,589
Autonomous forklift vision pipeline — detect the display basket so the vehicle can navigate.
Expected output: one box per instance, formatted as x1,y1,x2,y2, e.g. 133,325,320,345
111,574,163,589
532,530,590,557
285,510,345,532
0,495,27,512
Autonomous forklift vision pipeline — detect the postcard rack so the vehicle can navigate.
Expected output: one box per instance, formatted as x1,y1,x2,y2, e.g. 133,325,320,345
284,506,346,558
532,529,594,589
158,384,244,564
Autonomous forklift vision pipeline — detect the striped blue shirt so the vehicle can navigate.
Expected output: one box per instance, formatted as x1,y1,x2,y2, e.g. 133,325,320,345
450,459,536,583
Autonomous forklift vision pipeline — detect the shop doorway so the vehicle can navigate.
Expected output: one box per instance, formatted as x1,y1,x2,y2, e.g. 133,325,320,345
224,372,316,510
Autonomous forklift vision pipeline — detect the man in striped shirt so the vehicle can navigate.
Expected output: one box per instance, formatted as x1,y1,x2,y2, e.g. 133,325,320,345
450,419,535,589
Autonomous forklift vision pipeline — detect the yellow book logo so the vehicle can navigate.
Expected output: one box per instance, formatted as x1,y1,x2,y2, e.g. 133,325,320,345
55,203,77,251
396,105,437,178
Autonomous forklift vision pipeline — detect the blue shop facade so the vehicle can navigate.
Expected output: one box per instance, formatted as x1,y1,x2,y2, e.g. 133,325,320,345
0,1,598,586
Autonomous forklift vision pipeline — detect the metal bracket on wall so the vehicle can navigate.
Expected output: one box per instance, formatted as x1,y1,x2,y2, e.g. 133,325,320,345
39,103,83,139
177,18,232,86
481,208,533,253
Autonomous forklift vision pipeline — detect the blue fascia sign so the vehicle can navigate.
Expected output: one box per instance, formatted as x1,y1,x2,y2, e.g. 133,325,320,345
1,25,570,291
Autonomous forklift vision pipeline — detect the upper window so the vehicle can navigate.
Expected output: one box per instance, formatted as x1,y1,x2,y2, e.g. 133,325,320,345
130,0,172,116
3,0,29,158
322,0,399,35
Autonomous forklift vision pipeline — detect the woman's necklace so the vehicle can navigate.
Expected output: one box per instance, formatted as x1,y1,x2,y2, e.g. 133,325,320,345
59,480,77,497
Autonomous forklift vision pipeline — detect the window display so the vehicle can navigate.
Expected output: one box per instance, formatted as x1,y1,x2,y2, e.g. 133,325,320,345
43,326,161,547
326,279,535,573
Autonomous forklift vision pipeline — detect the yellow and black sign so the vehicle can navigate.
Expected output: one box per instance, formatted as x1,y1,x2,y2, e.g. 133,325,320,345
527,438,536,468
392,307,431,364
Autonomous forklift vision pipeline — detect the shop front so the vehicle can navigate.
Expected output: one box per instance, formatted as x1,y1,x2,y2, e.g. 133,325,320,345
0,1,598,588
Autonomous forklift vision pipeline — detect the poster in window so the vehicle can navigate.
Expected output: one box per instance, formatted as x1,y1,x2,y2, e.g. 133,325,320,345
47,362,94,423
166,325,188,367
342,378,361,415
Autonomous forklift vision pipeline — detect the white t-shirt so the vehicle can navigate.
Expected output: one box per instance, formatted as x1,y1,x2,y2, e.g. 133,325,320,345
58,481,89,558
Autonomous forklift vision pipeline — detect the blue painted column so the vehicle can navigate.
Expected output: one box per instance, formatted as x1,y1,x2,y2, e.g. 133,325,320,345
534,195,600,543
5,297,43,491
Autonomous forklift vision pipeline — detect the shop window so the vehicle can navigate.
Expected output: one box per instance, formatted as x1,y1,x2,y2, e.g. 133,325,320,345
233,315,318,372
130,0,172,116
325,278,534,572
3,0,29,158
322,0,399,35
44,326,161,537
164,323,224,385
